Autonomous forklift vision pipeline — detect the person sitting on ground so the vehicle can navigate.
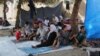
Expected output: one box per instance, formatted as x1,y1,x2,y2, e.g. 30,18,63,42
76,26,87,47
56,21,64,31
52,25,70,48
15,27,21,42
32,21,57,48
35,21,49,41
28,20,39,40
69,26,87,47
23,22,32,39
69,33,78,47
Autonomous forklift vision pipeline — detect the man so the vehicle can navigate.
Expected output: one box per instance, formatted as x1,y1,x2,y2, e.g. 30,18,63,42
28,20,39,40
32,21,57,48
36,21,49,41
52,25,70,48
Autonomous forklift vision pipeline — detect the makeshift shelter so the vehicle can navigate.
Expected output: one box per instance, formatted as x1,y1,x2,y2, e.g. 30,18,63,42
20,2,63,26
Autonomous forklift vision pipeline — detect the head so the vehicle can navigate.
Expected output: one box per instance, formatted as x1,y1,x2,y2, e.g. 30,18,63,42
80,26,85,33
45,17,49,20
62,25,67,32
38,21,43,28
25,21,29,26
16,26,21,31
33,22,38,29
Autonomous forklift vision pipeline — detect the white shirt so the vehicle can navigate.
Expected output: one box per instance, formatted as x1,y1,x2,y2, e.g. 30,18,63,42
44,19,49,26
24,25,31,35
55,16,59,23
36,26,48,40
49,24,57,33
59,15,63,21
47,24,57,39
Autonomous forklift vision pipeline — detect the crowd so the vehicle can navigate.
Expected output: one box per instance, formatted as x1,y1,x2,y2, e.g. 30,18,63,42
14,15,87,48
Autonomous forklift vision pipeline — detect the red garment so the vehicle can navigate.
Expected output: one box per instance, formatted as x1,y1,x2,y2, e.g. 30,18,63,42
15,31,21,40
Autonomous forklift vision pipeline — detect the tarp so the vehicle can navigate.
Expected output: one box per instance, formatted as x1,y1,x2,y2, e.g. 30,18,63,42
85,0,100,40
20,2,63,27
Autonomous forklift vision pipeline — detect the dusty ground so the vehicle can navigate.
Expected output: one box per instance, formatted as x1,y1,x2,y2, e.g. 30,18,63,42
37,48,88,56
0,29,11,36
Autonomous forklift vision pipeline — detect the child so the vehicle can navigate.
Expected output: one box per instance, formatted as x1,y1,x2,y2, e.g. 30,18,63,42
69,26,87,47
76,26,87,47
15,27,21,41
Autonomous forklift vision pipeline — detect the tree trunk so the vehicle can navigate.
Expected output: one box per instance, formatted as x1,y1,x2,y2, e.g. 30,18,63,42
70,0,82,35
3,0,7,20
15,0,22,27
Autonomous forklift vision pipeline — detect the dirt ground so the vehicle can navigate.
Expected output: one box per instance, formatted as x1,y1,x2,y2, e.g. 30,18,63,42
37,49,88,56
0,29,11,36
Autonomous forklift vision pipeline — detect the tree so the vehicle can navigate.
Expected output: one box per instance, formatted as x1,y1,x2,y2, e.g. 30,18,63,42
3,0,7,20
70,0,82,35
15,0,22,27
3,0,13,20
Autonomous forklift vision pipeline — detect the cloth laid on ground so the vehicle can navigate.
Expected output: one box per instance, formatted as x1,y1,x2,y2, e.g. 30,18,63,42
85,0,100,40
20,47,52,55
19,46,73,55
12,39,30,43
0,36,74,56
14,37,73,55
0,40,27,56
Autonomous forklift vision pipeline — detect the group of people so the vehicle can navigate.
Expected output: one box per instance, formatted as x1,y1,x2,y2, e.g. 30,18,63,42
14,15,87,48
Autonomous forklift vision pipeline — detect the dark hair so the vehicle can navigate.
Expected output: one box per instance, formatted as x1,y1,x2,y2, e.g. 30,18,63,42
15,26,21,29
25,21,29,25
80,26,84,29
62,25,66,30
57,22,62,26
